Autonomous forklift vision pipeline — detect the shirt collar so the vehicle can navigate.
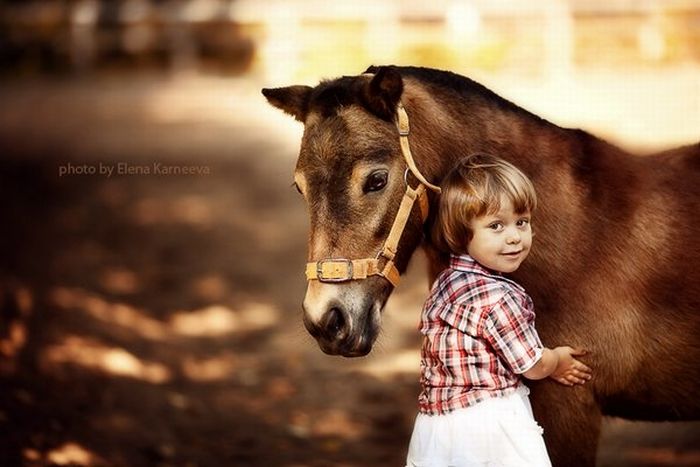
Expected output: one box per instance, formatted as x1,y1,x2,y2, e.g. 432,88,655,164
449,254,526,292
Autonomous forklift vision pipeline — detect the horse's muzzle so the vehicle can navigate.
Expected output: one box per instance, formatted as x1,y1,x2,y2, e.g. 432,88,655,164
302,297,379,357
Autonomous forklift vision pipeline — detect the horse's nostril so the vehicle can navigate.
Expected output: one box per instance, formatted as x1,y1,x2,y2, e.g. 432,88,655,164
323,307,346,339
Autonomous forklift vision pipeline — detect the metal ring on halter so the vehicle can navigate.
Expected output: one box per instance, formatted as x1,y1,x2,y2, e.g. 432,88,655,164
404,167,422,190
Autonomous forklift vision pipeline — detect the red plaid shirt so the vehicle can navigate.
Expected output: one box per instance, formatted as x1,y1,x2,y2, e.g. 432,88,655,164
418,254,543,415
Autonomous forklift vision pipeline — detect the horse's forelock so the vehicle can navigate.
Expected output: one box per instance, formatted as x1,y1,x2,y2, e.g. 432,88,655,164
307,71,404,123
308,76,364,119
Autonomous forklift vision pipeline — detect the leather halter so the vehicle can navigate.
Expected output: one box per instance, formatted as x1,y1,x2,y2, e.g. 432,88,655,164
304,102,442,288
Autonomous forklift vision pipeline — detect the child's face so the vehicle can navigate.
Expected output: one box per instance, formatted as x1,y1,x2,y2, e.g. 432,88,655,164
467,196,532,273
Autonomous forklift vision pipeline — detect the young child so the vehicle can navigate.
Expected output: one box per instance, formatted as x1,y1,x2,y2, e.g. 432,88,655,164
406,154,592,467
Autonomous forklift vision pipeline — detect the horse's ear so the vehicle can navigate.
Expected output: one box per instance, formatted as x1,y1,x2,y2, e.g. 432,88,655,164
361,66,403,121
262,85,312,122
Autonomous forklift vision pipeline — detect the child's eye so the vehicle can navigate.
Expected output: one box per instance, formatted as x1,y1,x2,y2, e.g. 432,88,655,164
517,218,530,227
488,222,504,231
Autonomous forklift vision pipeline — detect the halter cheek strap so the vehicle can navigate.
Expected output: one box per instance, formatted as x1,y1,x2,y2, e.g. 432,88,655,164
305,101,441,288
396,103,442,193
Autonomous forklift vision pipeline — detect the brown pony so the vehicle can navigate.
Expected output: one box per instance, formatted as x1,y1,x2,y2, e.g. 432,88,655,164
262,65,700,466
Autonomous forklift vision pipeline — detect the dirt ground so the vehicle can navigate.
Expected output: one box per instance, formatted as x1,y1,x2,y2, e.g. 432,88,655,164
0,73,698,467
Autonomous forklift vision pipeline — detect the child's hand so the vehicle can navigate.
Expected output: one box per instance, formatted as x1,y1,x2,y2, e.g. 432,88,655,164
551,346,592,386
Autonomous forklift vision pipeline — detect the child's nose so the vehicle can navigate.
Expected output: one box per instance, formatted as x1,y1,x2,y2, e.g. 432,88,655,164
506,228,521,244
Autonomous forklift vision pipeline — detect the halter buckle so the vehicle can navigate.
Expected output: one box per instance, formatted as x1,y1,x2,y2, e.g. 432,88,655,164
316,259,354,283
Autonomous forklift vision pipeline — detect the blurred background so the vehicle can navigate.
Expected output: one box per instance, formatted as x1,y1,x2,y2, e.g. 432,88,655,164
1,1,699,466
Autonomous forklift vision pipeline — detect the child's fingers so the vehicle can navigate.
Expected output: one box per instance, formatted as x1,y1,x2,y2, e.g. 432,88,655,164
570,348,588,357
565,374,587,385
572,375,587,384
572,369,592,380
573,360,593,373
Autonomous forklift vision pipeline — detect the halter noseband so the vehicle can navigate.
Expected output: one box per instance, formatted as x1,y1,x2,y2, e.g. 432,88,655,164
304,102,441,288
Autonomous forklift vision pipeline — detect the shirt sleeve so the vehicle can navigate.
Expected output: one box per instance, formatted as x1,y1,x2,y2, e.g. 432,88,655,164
481,292,543,374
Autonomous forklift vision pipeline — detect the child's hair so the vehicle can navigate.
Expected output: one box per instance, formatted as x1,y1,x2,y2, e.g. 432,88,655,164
433,154,537,254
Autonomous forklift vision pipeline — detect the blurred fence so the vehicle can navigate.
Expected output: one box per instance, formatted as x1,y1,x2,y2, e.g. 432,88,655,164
2,0,699,81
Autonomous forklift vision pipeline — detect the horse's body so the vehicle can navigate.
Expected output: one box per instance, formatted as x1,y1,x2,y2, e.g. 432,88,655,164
263,66,700,466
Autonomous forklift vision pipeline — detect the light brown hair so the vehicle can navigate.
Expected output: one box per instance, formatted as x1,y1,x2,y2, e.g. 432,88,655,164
433,154,537,254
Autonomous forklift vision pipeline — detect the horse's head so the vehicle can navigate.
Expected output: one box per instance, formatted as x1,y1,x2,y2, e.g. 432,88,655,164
263,66,438,357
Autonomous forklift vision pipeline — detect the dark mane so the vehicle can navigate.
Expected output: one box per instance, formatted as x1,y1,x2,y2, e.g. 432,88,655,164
308,76,363,118
365,65,552,127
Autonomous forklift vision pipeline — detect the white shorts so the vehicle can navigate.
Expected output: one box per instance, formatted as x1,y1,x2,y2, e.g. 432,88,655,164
405,386,551,467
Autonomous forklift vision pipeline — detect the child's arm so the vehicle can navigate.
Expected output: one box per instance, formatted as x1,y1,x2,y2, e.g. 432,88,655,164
523,346,592,386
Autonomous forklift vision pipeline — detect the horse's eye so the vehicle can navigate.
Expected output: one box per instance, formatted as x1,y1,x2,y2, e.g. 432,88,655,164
291,181,303,195
363,170,388,193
